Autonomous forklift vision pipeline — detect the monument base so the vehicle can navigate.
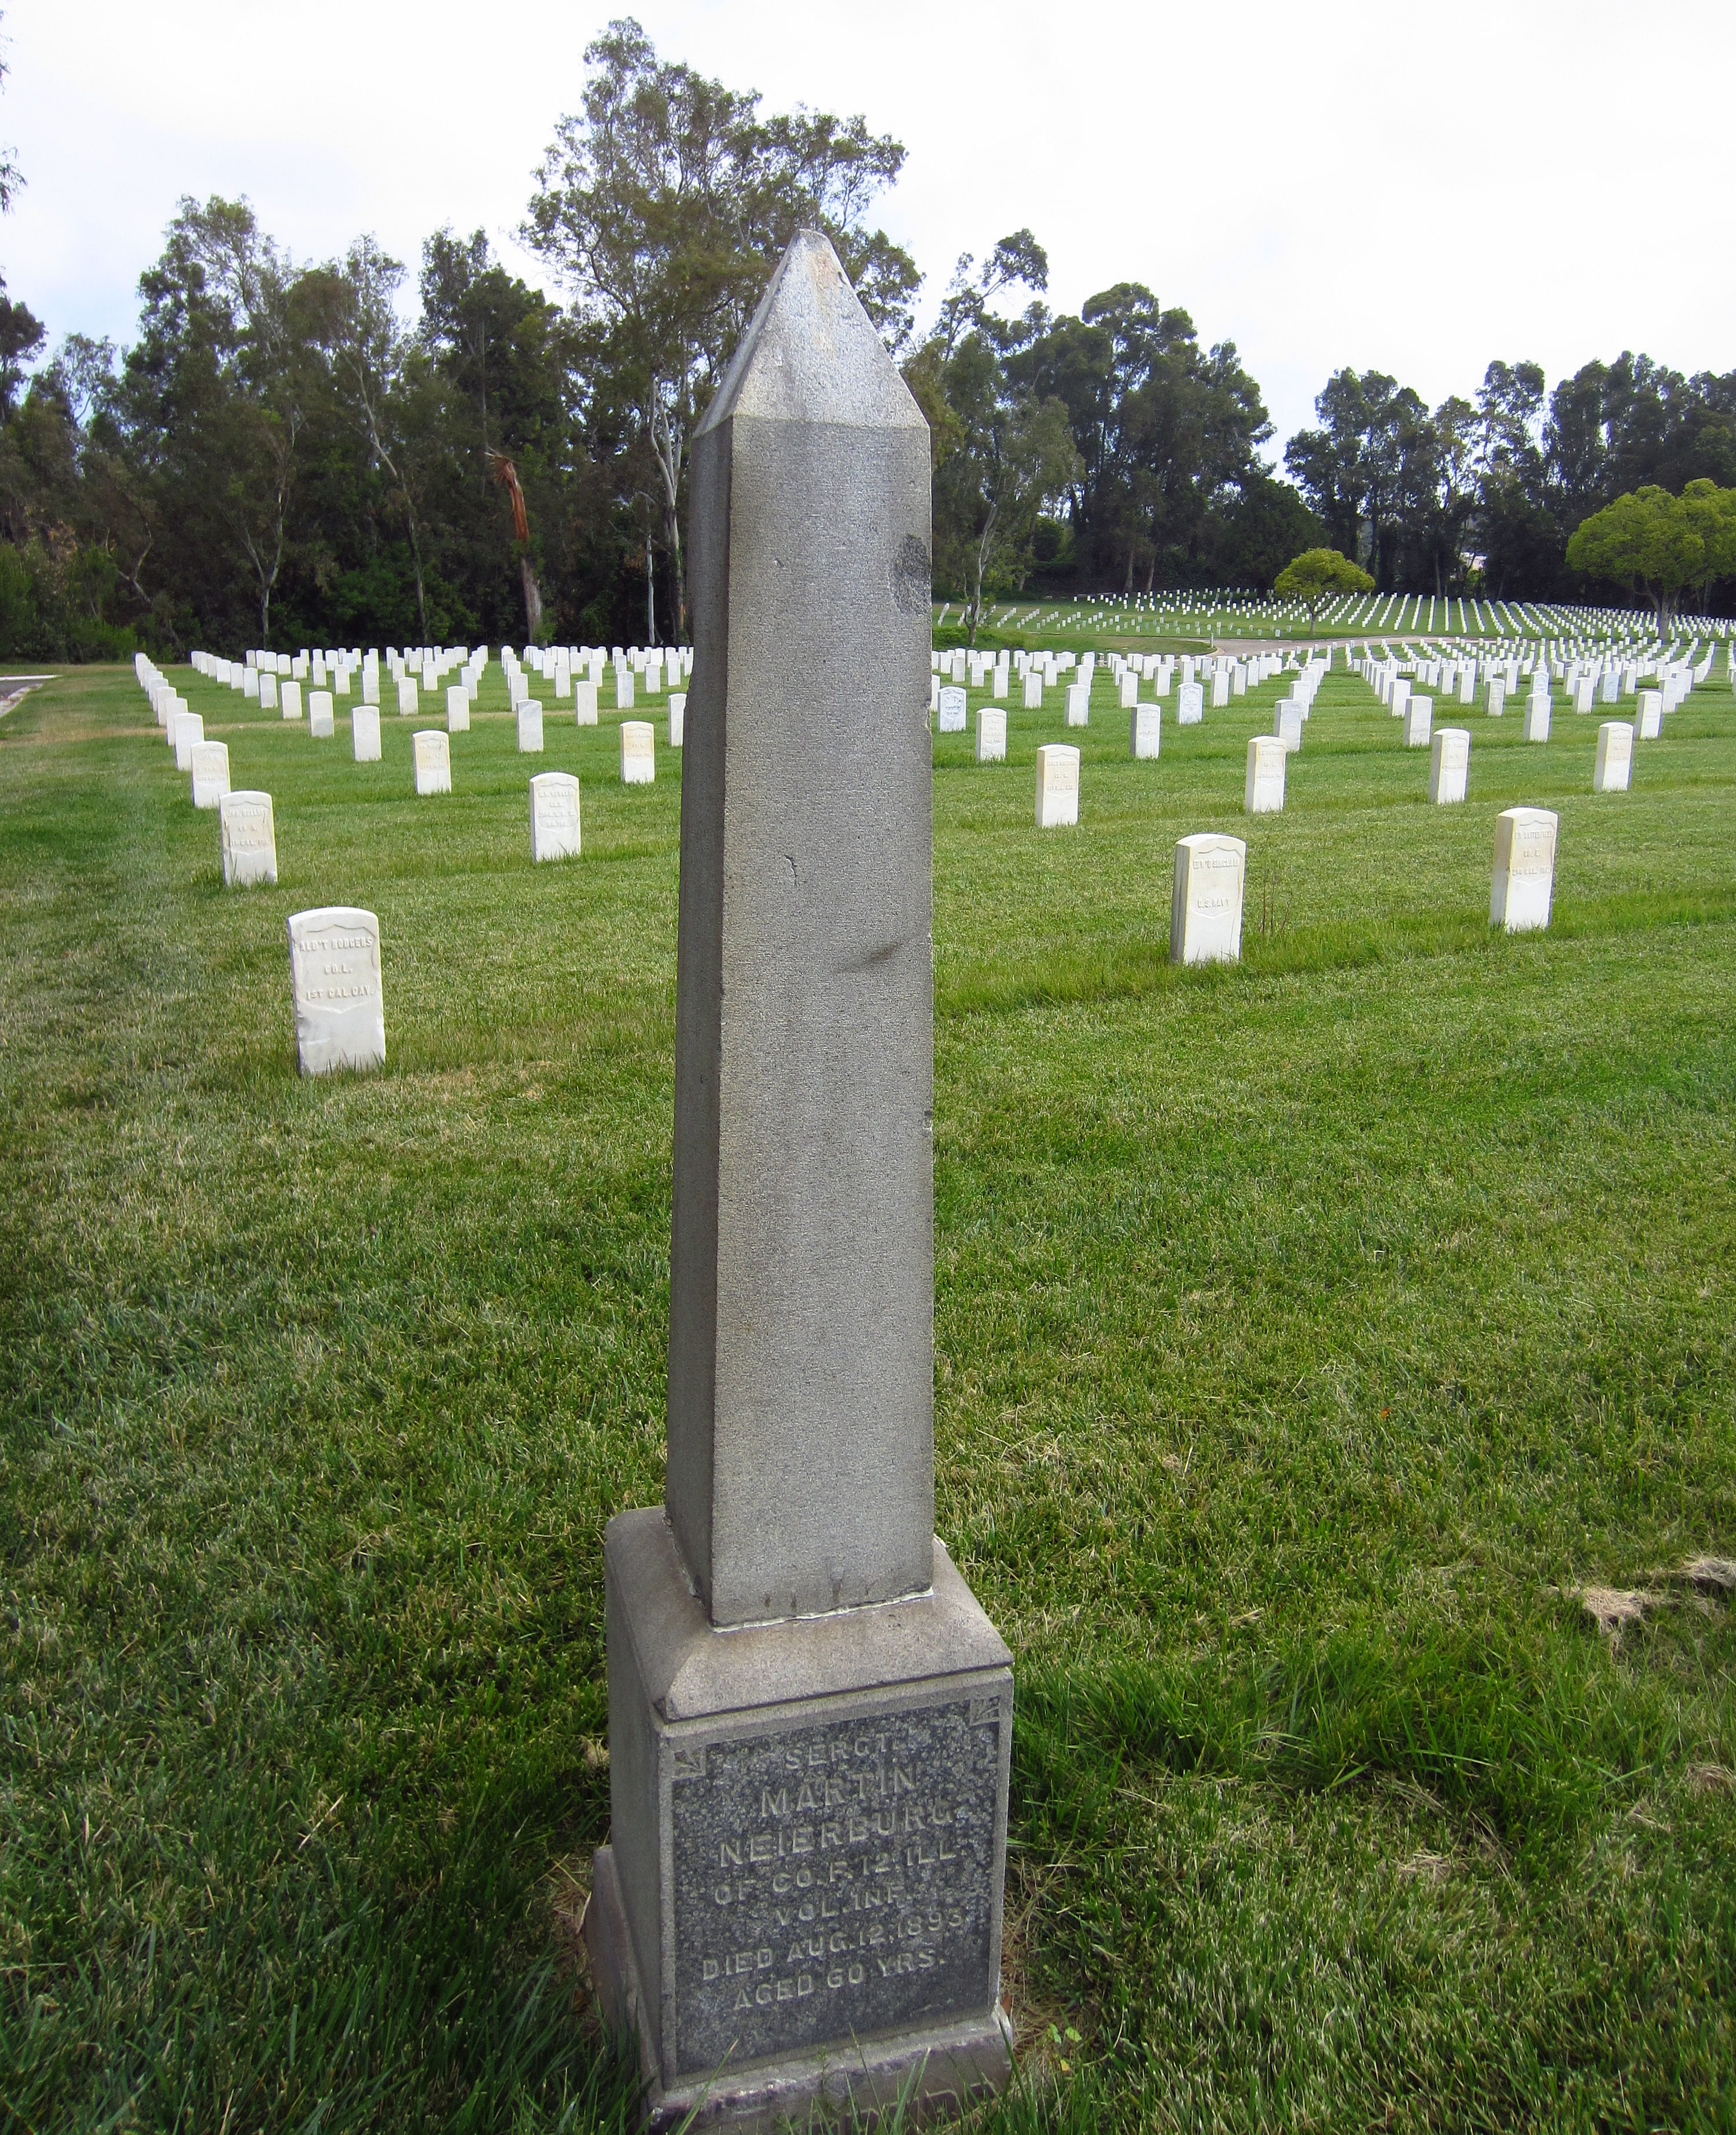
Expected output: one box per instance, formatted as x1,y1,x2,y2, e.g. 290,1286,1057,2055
586,1508,1014,2131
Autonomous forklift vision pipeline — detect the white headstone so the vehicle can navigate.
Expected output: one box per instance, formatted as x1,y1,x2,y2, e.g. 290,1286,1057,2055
1275,701,1303,753
1404,694,1434,748
172,711,204,770
1487,679,1506,718
937,685,967,733
1176,681,1204,726
1034,743,1079,828
219,789,277,886
287,906,384,1074
413,729,451,795
620,719,655,784
1064,683,1089,727
352,706,381,762
575,680,599,726
1171,834,1245,965
1119,671,1138,709
1491,808,1557,933
1592,721,1632,793
616,670,635,711
190,740,230,809
529,770,582,861
309,692,335,739
975,706,1006,762
670,693,687,747
447,686,471,734
1244,734,1286,813
1429,727,1470,805
281,679,302,721
1130,703,1161,759
259,674,278,711
517,701,545,753
398,678,419,717
1023,673,1044,711
1635,689,1662,738
1523,699,1551,743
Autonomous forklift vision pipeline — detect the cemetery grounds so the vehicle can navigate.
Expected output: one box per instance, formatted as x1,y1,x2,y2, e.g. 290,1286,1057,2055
1,645,1733,2133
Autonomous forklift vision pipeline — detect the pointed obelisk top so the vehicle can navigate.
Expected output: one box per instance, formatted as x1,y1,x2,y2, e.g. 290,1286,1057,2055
698,227,925,438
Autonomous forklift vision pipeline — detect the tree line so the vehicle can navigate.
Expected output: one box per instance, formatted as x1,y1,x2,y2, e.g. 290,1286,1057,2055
2,15,1734,662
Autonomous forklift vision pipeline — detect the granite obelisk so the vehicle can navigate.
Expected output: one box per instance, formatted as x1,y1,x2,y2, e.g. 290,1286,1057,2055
584,230,1014,2129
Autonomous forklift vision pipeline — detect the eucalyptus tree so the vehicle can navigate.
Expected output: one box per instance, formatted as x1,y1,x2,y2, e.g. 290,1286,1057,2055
524,16,917,637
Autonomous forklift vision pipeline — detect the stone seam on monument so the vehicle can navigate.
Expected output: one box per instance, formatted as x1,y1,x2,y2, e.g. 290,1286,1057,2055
584,230,1014,2129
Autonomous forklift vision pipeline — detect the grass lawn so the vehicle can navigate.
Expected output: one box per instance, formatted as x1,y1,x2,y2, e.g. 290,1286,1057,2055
2,652,1733,2133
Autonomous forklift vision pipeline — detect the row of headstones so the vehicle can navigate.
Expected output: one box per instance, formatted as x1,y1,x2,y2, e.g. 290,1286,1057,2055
128,657,661,896
1367,660,1670,777
934,651,1323,735
183,642,695,710
275,800,1568,1084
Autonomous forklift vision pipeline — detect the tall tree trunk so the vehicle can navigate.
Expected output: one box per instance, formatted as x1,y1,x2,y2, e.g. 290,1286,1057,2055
521,558,543,640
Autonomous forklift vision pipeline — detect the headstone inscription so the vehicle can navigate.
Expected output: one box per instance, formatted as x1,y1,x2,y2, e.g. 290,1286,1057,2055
1176,681,1204,726
937,685,967,733
413,729,451,795
219,789,277,886
1592,721,1632,792
1244,734,1285,813
1491,808,1557,932
620,721,656,782
1429,727,1470,804
1130,703,1161,759
1171,834,1245,964
976,705,1007,762
529,771,582,861
286,907,384,1074
582,230,1013,2133
1035,742,1080,826
190,740,231,809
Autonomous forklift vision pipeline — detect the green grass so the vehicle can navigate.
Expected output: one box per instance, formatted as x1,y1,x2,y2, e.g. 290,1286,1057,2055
2,652,1734,2132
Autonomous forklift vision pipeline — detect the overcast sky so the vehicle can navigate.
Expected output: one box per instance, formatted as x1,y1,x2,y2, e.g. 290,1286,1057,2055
5,0,1731,459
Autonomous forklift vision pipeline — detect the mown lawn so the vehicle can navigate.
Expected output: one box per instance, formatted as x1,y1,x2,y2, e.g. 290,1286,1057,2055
2,653,1733,2133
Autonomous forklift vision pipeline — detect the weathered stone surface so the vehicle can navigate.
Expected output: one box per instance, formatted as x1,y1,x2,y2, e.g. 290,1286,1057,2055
666,228,933,1628
190,739,231,809
1130,704,1161,759
219,789,277,887
413,729,451,795
529,770,581,861
590,1509,1011,2123
1593,720,1633,792
1244,734,1285,814
620,720,656,783
1171,833,1245,965
975,707,1006,763
1491,807,1557,932
286,906,384,1074
1429,727,1470,805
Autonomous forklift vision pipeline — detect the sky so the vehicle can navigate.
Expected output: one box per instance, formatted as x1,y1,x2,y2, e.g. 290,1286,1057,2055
3,0,1732,460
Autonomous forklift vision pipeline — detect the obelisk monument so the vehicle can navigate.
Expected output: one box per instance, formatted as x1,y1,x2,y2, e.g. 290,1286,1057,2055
583,230,1014,2129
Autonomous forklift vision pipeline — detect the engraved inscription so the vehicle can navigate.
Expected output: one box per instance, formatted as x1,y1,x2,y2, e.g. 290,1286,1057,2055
670,1697,1002,2077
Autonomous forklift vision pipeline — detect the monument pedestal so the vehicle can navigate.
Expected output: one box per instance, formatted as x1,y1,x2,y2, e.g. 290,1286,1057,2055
586,1509,1013,2130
